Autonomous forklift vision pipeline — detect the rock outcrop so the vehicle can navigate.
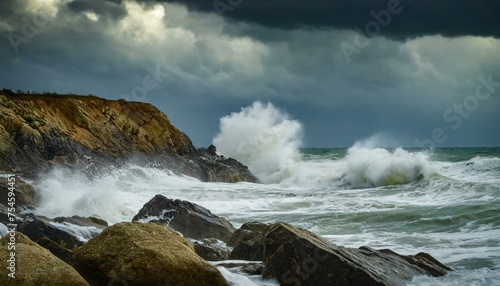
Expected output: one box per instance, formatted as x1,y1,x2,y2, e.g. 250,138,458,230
132,194,235,241
0,176,37,208
229,222,451,286
0,232,89,285
0,90,257,183
74,222,228,286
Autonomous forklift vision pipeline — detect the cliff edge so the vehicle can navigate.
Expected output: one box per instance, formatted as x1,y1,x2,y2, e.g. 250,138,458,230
0,90,256,183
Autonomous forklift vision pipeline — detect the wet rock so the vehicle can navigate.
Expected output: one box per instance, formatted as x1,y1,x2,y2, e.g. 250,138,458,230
193,238,231,261
213,261,265,276
74,222,228,286
0,176,38,208
0,232,89,285
17,216,83,249
228,222,271,260
262,222,451,286
132,194,235,241
188,147,258,183
53,215,108,229
0,92,257,183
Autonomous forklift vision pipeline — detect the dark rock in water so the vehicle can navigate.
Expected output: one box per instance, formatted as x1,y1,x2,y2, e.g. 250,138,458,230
188,147,258,183
228,222,271,260
261,222,451,286
17,216,83,249
74,222,228,286
207,144,217,156
54,215,108,229
0,91,257,183
0,176,38,208
193,238,231,261
0,232,89,285
132,194,235,242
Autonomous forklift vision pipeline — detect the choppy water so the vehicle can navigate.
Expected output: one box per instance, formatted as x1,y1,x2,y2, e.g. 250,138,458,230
32,101,500,285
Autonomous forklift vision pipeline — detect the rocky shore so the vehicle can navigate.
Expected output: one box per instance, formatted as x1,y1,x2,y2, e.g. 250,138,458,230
0,91,451,285
1,193,452,285
0,90,256,183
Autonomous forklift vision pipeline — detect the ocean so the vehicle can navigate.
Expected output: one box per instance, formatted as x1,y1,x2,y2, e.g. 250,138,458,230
31,102,500,285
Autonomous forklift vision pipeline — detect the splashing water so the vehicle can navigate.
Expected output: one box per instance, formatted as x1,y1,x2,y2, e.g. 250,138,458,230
213,101,303,183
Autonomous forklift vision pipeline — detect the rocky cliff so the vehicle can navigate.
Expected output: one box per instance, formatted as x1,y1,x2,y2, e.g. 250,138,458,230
0,90,256,183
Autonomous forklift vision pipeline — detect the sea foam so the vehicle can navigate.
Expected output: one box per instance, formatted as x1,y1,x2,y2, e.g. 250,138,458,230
213,101,303,184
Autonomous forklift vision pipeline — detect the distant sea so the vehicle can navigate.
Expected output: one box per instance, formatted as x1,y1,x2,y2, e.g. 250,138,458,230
33,146,500,285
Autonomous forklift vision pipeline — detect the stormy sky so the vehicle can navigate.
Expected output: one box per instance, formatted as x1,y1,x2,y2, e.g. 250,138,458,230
1,0,499,147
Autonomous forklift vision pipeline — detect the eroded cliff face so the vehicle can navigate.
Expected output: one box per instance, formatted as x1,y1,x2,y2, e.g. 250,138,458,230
0,91,256,183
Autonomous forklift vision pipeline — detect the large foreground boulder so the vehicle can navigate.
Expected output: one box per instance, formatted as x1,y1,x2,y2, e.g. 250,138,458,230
74,222,228,286
132,194,235,241
230,222,451,286
0,232,89,285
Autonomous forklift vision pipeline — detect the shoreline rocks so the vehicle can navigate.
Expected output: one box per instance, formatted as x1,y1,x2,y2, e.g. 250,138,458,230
73,222,228,286
229,221,451,286
0,232,89,285
132,194,235,241
0,91,257,183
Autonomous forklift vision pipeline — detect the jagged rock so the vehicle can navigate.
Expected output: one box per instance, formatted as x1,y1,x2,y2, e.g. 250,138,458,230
0,91,257,183
0,176,38,208
207,144,217,156
0,232,89,285
74,222,228,286
193,238,231,261
229,222,271,260
17,216,83,249
189,148,258,183
261,222,451,286
132,194,235,241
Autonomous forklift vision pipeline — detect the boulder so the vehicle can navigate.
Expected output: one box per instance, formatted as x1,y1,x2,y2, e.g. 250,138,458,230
193,238,231,261
0,232,89,285
132,194,235,241
74,222,228,286
0,176,38,208
17,216,83,249
228,222,271,260
261,222,451,286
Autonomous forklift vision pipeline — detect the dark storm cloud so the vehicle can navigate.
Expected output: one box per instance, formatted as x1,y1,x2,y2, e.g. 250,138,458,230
67,0,127,19
138,0,500,39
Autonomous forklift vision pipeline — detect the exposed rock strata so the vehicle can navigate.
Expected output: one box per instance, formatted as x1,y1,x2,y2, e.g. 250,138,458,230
0,91,257,183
